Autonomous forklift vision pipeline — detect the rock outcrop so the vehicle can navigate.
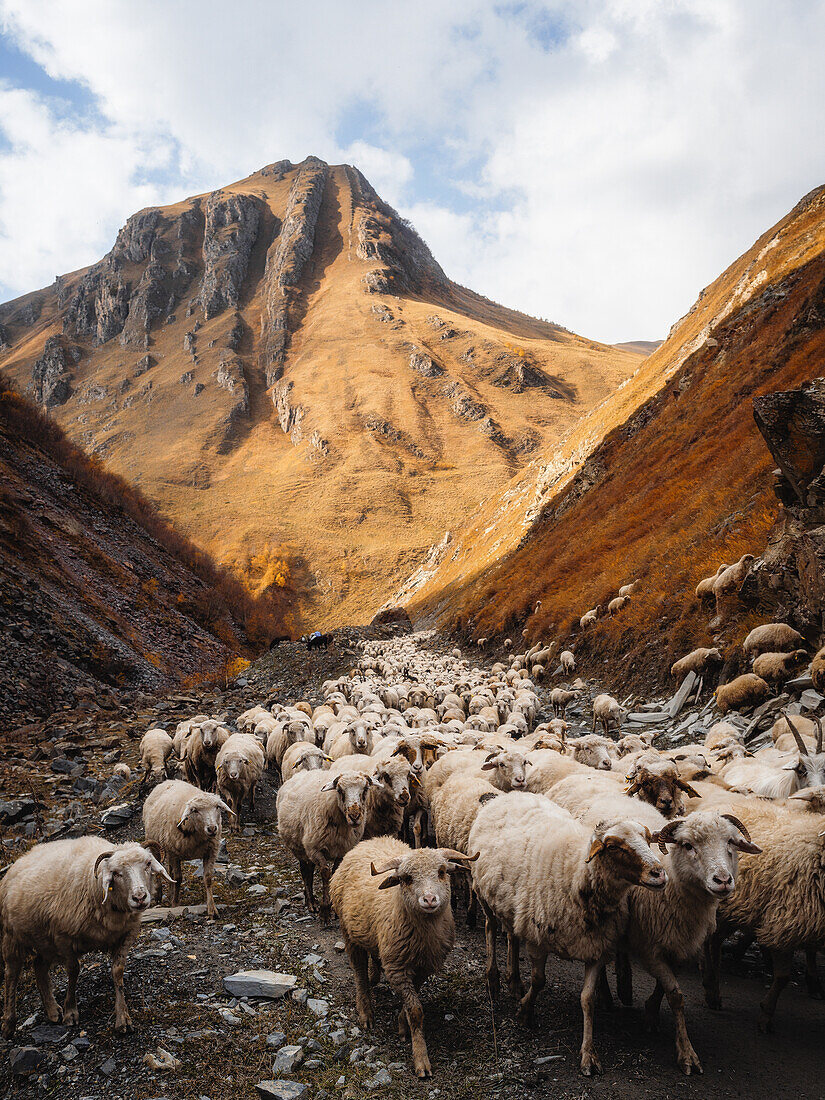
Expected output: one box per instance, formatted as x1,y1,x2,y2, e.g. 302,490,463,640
199,192,261,320
31,337,73,407
259,158,327,392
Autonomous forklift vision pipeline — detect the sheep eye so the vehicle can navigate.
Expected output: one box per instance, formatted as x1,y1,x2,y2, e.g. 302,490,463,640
112,870,122,878
402,874,413,885
438,868,447,879
682,842,694,853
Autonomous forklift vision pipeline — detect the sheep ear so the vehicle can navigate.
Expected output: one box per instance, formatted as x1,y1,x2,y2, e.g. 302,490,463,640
480,761,497,771
176,802,194,830
479,791,498,805
377,874,402,889
147,854,174,883
369,774,382,787
321,777,339,792
721,813,762,854
781,760,800,771
216,798,235,815
585,836,605,863
677,780,701,798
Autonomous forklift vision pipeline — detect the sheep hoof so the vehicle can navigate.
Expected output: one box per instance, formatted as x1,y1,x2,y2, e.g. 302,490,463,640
580,1052,602,1076
114,1014,133,1035
415,1061,432,1078
680,1057,703,1075
1,1017,16,1040
62,1008,79,1026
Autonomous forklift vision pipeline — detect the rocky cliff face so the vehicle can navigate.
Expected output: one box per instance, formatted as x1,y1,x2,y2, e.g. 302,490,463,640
0,157,640,624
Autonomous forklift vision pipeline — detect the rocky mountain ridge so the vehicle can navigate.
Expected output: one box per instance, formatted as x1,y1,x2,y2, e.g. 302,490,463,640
0,157,641,624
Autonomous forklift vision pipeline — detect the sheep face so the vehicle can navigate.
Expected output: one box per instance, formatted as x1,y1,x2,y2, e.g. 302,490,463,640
375,760,413,806
177,794,228,840
586,821,667,890
95,845,171,913
654,812,761,898
199,722,221,752
572,737,612,771
371,848,475,915
322,772,377,825
296,749,326,773
481,751,531,790
626,764,696,818
783,751,825,790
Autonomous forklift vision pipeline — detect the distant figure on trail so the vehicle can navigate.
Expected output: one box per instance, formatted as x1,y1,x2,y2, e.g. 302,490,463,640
305,631,333,651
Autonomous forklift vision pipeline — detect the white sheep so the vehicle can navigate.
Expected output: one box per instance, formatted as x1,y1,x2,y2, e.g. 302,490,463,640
470,792,666,1075
142,779,232,918
215,733,265,830
0,837,171,1038
277,768,378,921
592,693,625,737
139,728,174,784
560,650,576,674
281,741,329,782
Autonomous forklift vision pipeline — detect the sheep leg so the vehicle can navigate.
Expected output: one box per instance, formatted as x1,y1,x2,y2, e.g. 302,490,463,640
579,960,604,1075
397,980,431,1078
701,928,724,1010
516,949,547,1027
647,960,702,1074
615,951,633,1005
805,947,824,999
759,949,792,1033
299,860,317,913
1,944,23,1039
319,863,333,924
33,956,61,1023
348,944,374,1029
466,882,478,929
480,900,500,1002
597,967,614,1011
110,942,133,1034
203,853,217,919
506,934,523,998
644,980,665,1029
168,854,182,907
62,958,80,1025
368,956,382,986
412,809,425,849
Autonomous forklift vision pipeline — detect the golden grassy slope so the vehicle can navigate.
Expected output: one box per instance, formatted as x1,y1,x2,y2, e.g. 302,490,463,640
0,159,641,626
401,185,825,683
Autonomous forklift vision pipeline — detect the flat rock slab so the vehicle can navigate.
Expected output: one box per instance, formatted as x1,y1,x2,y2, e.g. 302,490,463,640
223,970,297,999
141,904,213,922
257,1082,308,1100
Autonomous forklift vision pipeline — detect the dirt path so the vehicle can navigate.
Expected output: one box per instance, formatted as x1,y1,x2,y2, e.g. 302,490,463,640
1,629,824,1099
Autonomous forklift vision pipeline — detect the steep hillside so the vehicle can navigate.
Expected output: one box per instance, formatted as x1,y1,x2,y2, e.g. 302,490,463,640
0,380,293,720
0,157,640,625
398,185,825,683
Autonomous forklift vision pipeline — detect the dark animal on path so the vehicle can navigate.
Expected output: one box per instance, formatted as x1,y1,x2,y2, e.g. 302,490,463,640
269,635,292,649
306,632,333,651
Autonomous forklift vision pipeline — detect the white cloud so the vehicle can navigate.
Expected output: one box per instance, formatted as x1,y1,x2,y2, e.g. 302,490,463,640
0,0,823,340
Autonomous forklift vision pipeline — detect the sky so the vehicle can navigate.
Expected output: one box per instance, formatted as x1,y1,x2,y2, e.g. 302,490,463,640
0,1,823,343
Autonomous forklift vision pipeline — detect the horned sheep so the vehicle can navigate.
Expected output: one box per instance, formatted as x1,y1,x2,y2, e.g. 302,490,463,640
0,837,171,1038
470,792,666,1074
330,837,477,1077
277,768,377,921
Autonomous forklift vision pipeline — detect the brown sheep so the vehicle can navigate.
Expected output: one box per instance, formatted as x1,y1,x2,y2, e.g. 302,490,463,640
713,554,755,620
695,565,728,602
608,595,629,616
670,647,723,680
715,674,771,715
752,649,809,685
743,623,805,659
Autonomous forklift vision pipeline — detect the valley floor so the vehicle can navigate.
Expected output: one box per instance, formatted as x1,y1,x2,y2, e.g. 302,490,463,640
1,631,823,1100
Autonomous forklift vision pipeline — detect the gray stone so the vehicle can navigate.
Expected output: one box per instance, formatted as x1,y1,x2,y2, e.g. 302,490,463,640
272,1044,304,1074
329,1029,347,1047
224,970,297,999
307,998,329,1017
98,1057,117,1076
29,1025,69,1045
366,1068,392,1088
291,987,308,1004
10,1047,47,1076
266,1031,287,1049
101,802,134,828
256,1082,308,1100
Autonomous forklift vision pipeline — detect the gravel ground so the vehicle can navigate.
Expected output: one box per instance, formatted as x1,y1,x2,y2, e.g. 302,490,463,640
1,628,823,1100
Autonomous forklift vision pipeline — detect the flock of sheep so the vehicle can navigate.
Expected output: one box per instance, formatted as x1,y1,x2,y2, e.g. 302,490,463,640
2,594,825,1082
